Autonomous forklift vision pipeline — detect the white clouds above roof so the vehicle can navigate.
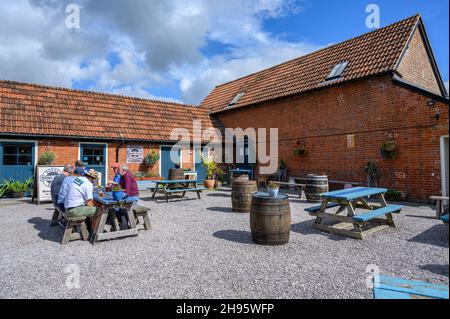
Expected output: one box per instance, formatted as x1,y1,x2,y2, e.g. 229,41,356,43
0,0,319,104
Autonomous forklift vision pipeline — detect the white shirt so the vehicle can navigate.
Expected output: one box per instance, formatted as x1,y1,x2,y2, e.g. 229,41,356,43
65,176,94,209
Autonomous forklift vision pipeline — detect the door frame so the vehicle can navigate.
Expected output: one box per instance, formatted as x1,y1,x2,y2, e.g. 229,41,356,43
440,135,449,198
78,142,108,184
159,145,183,178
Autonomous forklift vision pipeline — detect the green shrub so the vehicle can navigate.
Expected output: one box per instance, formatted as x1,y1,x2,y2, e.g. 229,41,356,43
1,178,33,195
38,151,56,165
144,151,160,167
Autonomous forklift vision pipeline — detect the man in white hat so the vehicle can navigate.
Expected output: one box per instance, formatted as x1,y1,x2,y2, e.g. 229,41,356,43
65,168,98,219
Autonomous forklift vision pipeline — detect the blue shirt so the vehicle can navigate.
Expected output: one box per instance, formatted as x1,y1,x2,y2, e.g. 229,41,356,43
57,176,75,205
113,173,121,184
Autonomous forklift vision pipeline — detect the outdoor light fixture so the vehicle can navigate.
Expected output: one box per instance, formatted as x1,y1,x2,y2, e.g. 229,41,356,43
434,109,441,120
427,98,436,106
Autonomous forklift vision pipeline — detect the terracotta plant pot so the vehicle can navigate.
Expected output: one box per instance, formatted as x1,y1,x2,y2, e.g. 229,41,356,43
204,179,215,190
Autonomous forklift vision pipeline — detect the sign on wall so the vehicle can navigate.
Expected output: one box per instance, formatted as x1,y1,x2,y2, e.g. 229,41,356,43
126,145,144,163
36,165,64,204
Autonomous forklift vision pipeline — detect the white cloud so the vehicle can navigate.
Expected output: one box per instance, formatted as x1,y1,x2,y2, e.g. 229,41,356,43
0,0,316,103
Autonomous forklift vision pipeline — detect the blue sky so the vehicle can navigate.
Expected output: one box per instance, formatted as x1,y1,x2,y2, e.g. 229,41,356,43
0,0,448,104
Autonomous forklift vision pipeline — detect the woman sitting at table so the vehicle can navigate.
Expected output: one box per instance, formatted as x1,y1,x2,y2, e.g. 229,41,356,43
115,164,139,230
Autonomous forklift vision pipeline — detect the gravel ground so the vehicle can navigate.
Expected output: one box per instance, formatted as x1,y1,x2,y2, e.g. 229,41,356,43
0,189,448,299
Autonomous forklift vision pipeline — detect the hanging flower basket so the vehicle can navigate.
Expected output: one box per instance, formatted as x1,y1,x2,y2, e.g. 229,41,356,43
380,141,397,159
293,147,307,156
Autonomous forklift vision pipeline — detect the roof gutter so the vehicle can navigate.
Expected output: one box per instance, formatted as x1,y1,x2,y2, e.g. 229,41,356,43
392,75,449,104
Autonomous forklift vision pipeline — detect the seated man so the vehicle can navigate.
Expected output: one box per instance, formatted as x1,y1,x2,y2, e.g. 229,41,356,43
119,164,139,197
50,164,74,206
64,168,99,220
56,167,77,211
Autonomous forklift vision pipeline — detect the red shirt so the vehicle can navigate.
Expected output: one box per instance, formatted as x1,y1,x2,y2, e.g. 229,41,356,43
120,171,139,197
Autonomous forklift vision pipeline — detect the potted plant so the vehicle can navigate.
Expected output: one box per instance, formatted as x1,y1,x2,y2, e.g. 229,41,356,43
364,161,379,187
384,189,403,202
1,178,33,198
381,140,397,159
293,147,307,156
202,156,217,190
111,185,125,201
38,151,56,165
214,165,225,189
267,181,279,197
144,151,160,168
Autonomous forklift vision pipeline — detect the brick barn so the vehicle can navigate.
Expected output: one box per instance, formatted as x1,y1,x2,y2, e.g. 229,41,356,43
0,14,448,201
200,15,449,201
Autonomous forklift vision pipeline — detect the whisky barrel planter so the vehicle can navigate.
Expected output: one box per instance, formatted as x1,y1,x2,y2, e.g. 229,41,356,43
305,174,329,203
168,168,185,188
250,193,291,245
231,172,249,186
232,180,258,213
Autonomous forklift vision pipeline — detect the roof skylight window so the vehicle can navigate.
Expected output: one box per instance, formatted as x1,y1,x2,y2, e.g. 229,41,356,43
326,61,348,81
228,92,245,107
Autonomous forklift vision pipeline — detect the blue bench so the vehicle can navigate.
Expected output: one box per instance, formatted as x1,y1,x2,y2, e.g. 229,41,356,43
165,187,206,193
442,214,449,224
353,205,403,222
374,275,449,299
305,202,341,215
136,180,157,191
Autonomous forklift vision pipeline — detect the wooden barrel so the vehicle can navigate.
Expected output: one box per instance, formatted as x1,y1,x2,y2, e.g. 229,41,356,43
168,168,185,188
305,174,329,203
232,180,258,213
250,193,291,245
232,172,249,185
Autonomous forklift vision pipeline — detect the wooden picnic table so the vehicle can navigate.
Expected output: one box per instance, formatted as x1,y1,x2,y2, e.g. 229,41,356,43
272,181,305,198
90,191,139,243
430,196,449,219
151,179,206,203
305,187,403,239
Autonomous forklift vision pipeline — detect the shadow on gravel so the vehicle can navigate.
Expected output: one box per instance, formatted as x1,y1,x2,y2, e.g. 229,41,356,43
213,230,254,244
207,206,234,213
409,224,449,248
420,264,449,277
405,214,436,220
207,193,231,198
291,220,349,241
28,217,61,243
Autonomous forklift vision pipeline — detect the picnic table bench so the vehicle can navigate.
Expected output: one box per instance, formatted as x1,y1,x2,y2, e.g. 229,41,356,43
151,180,206,203
373,275,449,299
136,180,157,191
272,181,306,198
305,187,403,239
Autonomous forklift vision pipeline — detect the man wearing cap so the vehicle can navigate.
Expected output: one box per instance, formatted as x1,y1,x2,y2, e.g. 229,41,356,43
64,168,98,219
51,164,74,207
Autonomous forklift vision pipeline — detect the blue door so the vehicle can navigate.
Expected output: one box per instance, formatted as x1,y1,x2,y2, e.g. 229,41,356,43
0,142,35,183
160,146,181,180
194,147,207,183
80,144,106,185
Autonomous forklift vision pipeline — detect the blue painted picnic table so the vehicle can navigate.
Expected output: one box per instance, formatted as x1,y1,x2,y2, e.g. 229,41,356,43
305,187,403,239
152,179,206,203
374,275,449,299
91,190,140,243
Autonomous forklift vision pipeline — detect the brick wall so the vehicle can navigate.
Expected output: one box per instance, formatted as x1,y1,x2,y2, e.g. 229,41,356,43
36,140,195,181
217,74,449,201
397,27,442,94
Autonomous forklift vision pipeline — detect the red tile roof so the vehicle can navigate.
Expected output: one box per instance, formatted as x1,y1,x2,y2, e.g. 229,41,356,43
201,15,422,114
0,80,223,142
